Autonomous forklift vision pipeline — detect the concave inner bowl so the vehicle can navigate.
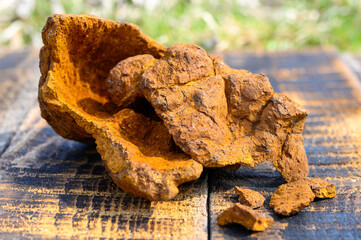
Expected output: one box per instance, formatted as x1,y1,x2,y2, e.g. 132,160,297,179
38,14,165,142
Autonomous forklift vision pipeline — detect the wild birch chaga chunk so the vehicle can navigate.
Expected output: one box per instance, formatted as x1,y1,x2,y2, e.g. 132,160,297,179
218,203,274,231
259,96,309,182
234,186,265,208
39,14,313,201
38,14,202,201
304,177,336,199
141,43,235,167
269,180,315,216
39,14,165,143
141,43,309,181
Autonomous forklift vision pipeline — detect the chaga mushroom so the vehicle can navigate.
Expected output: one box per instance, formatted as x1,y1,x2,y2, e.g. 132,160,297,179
38,14,202,201
96,109,203,200
234,186,265,208
304,177,336,199
106,54,157,108
218,203,274,231
269,178,336,216
140,43,309,181
269,180,315,216
39,14,166,143
39,14,311,200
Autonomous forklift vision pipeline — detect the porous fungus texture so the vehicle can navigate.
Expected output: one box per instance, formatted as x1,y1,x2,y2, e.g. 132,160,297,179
140,43,309,181
38,14,202,201
218,203,274,231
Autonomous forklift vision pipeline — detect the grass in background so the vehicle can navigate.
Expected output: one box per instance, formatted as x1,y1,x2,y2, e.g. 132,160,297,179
1,0,361,53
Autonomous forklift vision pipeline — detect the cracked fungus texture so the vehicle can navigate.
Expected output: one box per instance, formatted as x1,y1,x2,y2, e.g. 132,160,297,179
140,43,309,180
269,180,315,216
38,14,202,201
39,14,311,201
304,177,336,199
269,178,336,216
234,186,265,208
218,203,274,231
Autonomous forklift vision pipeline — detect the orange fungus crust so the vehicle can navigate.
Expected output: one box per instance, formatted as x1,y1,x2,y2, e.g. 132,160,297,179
39,14,316,202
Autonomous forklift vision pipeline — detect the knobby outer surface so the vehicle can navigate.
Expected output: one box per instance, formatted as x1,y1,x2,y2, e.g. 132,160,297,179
106,54,156,108
38,15,310,200
141,43,309,181
38,14,202,201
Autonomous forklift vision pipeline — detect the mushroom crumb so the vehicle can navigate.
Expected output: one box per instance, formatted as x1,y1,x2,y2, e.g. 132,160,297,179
218,203,274,231
234,186,265,208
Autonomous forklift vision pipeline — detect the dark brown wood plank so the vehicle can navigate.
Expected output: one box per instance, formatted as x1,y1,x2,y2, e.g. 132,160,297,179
210,50,361,239
0,49,209,239
2,49,361,239
0,110,208,238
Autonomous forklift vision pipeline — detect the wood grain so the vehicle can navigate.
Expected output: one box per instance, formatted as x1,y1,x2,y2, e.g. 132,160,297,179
0,50,361,239
0,106,208,239
209,50,361,239
0,49,209,239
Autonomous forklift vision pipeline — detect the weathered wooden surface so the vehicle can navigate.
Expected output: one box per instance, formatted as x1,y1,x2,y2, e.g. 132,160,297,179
0,110,208,239
0,50,208,239
342,54,361,87
0,49,360,239
0,49,39,155
210,50,361,239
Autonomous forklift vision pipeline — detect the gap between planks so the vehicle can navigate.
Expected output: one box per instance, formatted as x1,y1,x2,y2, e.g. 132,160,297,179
2,50,361,239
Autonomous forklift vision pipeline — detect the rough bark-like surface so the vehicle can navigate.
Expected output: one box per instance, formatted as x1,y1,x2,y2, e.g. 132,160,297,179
0,107,208,239
142,43,309,181
269,180,315,216
218,203,274,231
96,109,203,201
304,177,336,199
273,134,309,182
39,14,165,143
3,49,355,239
38,14,202,201
38,15,309,199
106,54,156,108
234,186,265,208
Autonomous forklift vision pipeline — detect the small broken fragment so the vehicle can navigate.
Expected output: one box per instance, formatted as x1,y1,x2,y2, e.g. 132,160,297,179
234,186,265,208
269,180,315,216
304,177,336,199
218,203,274,231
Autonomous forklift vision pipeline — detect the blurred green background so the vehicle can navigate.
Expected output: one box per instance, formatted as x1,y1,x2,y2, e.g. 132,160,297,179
1,0,360,52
